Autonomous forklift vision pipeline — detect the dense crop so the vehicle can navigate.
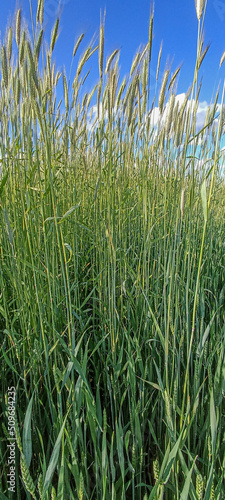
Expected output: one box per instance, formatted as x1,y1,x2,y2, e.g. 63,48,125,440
0,0,225,498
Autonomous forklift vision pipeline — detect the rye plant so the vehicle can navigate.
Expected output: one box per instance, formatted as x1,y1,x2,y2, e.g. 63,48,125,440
0,1,225,499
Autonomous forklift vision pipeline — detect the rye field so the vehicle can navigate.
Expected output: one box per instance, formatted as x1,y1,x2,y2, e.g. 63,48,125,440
0,0,225,498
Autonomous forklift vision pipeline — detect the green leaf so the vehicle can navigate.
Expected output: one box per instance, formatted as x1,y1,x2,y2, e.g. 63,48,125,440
70,354,94,403
61,361,74,391
65,430,80,490
201,179,208,222
85,388,102,434
102,419,107,471
110,432,116,483
135,411,142,451
210,389,217,457
148,443,170,500
116,419,124,481
125,430,131,453
180,457,197,500
87,403,97,448
153,360,164,393
58,204,81,223
141,288,165,349
162,438,182,484
125,430,135,473
23,391,35,467
196,311,216,356
2,349,24,379
64,243,73,263
3,209,14,244
57,437,65,500
214,347,223,406
0,491,10,499
94,176,100,201
0,170,9,196
96,383,102,428
43,416,67,495
203,463,214,500
0,305,7,318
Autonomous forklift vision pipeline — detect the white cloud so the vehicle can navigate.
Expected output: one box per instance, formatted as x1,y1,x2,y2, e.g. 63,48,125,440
148,93,221,133
195,100,209,129
174,93,186,107
86,92,223,137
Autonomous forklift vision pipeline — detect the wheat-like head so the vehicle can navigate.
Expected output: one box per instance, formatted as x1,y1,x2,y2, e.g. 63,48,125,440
196,474,204,499
168,65,181,91
116,77,126,109
37,473,43,498
219,50,225,68
164,390,173,431
148,4,154,66
153,458,159,483
156,41,163,82
180,187,185,219
105,49,120,74
197,42,210,71
35,29,44,63
16,8,22,47
99,11,105,80
50,18,59,54
195,0,206,21
20,453,36,499
51,486,57,499
165,92,175,136
19,30,26,65
63,74,69,113
158,69,169,113
26,41,39,94
130,51,140,78
36,0,44,25
7,27,13,63
73,33,85,58
1,45,8,88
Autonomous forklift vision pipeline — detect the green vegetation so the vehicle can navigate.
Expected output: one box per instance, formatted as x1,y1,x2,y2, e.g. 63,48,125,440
0,0,225,498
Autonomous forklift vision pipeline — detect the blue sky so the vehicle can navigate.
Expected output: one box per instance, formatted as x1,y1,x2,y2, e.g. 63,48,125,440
1,0,225,107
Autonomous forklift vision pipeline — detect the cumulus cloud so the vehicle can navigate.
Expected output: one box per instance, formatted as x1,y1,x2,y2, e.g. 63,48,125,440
149,93,225,137
149,93,212,130
196,100,209,128
86,92,223,136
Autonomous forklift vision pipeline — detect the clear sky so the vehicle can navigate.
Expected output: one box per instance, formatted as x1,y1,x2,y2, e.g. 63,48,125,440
1,0,225,108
